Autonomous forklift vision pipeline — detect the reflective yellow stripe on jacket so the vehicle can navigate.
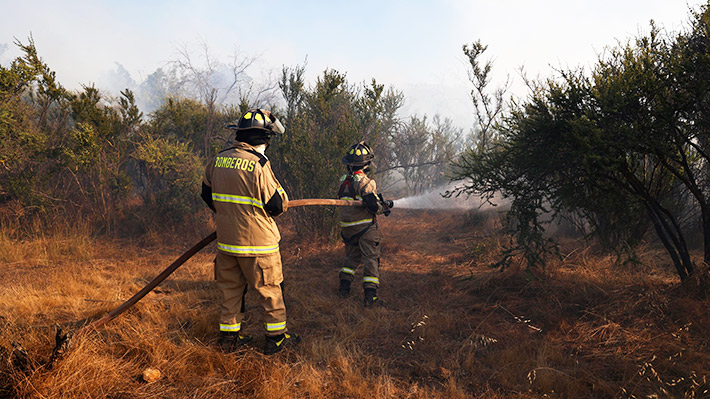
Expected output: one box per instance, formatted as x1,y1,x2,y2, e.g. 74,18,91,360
339,195,363,201
212,192,264,208
217,242,280,255
339,218,373,228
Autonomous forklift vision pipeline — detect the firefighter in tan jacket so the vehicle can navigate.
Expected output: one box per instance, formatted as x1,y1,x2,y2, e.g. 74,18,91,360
202,109,299,355
337,142,393,306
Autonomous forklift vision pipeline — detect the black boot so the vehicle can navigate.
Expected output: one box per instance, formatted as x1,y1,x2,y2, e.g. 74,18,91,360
264,332,301,355
338,279,351,297
364,288,383,307
218,331,252,352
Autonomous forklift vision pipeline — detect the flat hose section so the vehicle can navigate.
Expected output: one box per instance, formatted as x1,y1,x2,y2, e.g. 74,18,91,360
79,199,363,333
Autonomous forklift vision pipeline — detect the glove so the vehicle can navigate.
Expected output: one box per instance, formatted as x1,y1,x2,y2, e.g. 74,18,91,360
378,195,393,216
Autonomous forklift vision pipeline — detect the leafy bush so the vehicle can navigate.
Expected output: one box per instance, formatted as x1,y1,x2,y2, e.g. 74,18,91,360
132,134,205,229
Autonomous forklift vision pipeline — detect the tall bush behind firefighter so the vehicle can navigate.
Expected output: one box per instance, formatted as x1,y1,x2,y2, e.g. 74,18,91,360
337,141,393,306
201,108,300,355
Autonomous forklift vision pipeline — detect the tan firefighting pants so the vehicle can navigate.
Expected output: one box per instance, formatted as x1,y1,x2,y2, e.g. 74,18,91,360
339,225,381,289
215,251,287,336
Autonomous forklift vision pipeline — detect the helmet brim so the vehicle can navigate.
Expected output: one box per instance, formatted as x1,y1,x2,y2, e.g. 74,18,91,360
342,156,371,167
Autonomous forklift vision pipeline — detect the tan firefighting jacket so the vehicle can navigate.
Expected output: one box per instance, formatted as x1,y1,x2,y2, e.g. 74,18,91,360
203,142,288,256
337,170,382,238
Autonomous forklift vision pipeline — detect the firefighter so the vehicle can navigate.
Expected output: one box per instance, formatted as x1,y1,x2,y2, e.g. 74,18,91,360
201,108,300,355
336,141,393,306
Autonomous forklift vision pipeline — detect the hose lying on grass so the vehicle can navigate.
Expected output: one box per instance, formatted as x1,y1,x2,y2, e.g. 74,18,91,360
46,199,365,366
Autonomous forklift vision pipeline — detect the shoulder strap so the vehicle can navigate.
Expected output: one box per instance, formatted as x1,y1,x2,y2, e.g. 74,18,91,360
341,219,375,244
244,149,268,166
338,175,356,199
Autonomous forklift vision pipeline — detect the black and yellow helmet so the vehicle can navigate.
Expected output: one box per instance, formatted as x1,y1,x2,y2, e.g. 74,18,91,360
227,109,285,136
342,141,374,167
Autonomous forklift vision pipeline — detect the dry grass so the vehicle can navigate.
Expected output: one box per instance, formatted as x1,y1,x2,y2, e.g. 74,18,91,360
0,208,708,398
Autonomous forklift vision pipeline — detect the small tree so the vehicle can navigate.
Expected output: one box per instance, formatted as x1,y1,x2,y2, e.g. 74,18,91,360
272,68,410,235
272,69,362,235
449,6,710,280
463,40,509,154
0,37,71,213
386,114,460,196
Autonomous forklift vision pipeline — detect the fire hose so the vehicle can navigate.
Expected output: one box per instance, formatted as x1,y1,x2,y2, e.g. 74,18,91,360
50,199,370,361
85,199,364,332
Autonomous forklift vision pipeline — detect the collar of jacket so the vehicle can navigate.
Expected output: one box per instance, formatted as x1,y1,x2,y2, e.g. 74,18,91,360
221,142,270,165
232,142,268,156
232,142,259,152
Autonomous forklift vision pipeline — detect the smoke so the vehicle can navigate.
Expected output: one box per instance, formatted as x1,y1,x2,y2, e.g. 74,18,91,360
0,42,8,60
97,48,280,115
393,184,506,210
100,62,137,94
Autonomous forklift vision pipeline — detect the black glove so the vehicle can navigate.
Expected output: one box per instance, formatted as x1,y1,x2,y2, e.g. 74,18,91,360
378,194,392,216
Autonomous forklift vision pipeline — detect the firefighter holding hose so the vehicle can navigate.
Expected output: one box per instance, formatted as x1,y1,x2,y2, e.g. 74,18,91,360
201,109,300,355
336,141,393,306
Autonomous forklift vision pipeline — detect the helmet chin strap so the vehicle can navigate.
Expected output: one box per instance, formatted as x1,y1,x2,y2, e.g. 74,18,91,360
347,163,370,174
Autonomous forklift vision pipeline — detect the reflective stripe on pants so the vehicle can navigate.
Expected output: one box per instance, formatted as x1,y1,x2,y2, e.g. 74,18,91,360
339,225,380,289
215,251,287,336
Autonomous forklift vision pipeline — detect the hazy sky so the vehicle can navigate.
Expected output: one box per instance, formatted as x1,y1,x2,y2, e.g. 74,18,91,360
0,0,705,129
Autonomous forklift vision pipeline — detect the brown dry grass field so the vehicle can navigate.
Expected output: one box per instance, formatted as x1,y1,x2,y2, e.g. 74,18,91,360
0,208,708,398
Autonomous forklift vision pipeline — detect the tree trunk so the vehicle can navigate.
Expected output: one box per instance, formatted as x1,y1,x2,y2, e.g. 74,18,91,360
625,169,694,280
645,202,688,280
